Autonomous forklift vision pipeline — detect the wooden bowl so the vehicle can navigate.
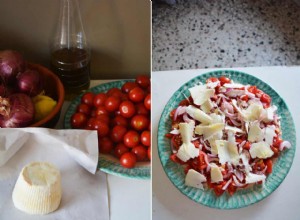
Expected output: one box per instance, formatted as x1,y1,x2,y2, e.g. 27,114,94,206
28,63,65,128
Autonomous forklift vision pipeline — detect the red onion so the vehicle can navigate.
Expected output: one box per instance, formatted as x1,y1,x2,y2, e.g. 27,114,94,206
0,50,25,84
233,175,246,187
17,69,43,96
174,106,186,121
222,179,232,190
279,140,291,151
0,93,34,128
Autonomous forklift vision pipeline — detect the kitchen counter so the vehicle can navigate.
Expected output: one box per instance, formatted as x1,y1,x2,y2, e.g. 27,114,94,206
152,0,300,71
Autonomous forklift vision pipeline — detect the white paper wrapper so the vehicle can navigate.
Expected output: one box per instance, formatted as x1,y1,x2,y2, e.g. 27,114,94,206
0,128,99,174
0,128,109,220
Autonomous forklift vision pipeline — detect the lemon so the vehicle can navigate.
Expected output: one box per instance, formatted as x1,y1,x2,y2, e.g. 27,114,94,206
32,95,57,121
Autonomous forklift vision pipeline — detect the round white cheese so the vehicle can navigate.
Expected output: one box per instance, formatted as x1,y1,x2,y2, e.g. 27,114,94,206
12,162,62,215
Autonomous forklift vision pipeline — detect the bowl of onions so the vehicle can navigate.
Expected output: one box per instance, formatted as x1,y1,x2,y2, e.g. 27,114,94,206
0,50,65,128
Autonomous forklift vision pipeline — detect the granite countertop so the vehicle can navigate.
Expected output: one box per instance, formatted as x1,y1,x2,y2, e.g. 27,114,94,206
152,0,300,71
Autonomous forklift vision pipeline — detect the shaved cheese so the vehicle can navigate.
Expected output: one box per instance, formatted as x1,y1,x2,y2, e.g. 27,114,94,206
210,113,225,124
245,172,266,184
201,99,214,113
176,121,199,162
248,122,264,142
225,125,245,134
210,163,223,183
186,105,212,125
264,125,276,145
249,141,274,159
189,85,214,105
227,131,236,142
242,103,264,121
185,169,207,190
195,123,225,140
178,121,195,143
216,140,239,165
208,139,218,155
240,153,252,174
261,106,277,123
176,142,199,162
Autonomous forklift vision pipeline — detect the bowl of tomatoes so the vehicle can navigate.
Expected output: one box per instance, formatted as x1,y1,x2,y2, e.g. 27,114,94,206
64,75,151,179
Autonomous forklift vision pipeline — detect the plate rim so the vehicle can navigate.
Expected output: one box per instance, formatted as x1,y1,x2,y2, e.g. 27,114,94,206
64,80,151,180
157,70,296,209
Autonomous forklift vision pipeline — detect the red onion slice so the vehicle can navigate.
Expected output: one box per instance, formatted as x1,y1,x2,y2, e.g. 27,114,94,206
222,179,232,190
279,140,291,151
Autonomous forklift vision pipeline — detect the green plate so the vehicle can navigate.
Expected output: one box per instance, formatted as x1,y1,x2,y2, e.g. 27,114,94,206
64,80,150,180
157,70,296,209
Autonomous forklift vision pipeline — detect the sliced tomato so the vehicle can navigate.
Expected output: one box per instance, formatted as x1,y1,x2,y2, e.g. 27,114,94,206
171,135,182,150
265,159,273,174
212,182,226,196
198,151,208,170
170,153,186,165
227,181,237,196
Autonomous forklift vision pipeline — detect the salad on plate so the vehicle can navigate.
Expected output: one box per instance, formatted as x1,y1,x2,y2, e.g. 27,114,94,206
166,76,291,196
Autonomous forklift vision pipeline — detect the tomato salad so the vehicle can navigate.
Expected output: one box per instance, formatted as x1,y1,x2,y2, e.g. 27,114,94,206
166,76,291,196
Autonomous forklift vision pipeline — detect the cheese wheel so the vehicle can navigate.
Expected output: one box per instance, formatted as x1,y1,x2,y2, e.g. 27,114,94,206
12,162,62,215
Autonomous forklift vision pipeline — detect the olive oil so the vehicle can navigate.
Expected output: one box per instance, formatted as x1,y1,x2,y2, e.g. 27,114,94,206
51,48,90,100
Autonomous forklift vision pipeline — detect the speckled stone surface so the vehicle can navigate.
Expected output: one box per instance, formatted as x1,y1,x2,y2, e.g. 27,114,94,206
152,0,300,71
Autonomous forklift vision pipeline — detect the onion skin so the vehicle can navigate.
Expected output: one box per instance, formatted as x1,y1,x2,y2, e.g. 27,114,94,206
17,69,43,96
0,93,34,128
0,50,25,84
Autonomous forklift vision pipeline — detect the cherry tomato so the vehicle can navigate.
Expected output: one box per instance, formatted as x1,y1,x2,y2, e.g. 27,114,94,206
132,145,147,161
121,82,139,93
105,96,121,112
96,114,110,124
240,95,249,102
76,103,91,115
95,106,109,116
120,152,137,168
247,86,257,94
110,125,127,143
265,159,273,174
71,112,87,129
123,130,140,148
135,102,149,115
144,94,151,110
141,130,150,147
171,135,182,150
227,182,237,196
119,100,136,118
81,92,94,106
93,119,109,137
129,87,145,103
86,118,97,130
111,115,129,127
114,143,129,158
219,76,231,85
106,88,122,97
260,93,271,107
130,114,150,131
98,137,114,154
93,93,107,107
135,75,150,89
